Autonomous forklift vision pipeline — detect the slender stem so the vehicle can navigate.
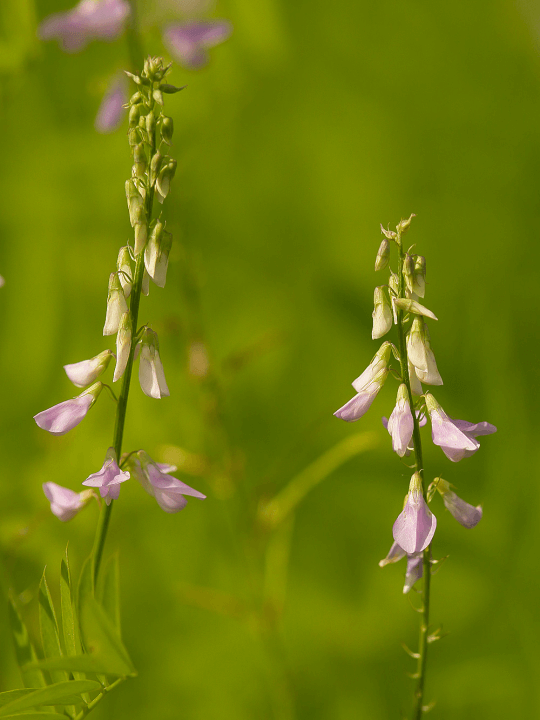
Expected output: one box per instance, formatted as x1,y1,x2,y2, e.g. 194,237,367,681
73,678,125,720
92,97,158,586
395,232,431,719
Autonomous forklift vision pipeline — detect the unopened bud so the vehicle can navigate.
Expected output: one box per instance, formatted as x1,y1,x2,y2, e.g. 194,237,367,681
134,222,148,255
145,110,155,137
145,220,172,288
103,273,128,336
160,83,186,94
374,238,390,272
413,255,426,298
117,246,133,298
128,128,140,147
406,317,443,386
142,268,150,296
380,224,397,240
133,142,147,179
397,213,416,235
403,253,415,293
394,298,437,321
372,287,393,339
130,91,142,105
113,312,132,382
125,179,145,227
150,151,164,186
153,88,164,106
128,104,140,128
161,116,174,145
156,159,177,199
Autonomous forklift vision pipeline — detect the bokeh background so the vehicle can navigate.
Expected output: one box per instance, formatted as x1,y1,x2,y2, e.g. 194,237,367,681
0,0,538,718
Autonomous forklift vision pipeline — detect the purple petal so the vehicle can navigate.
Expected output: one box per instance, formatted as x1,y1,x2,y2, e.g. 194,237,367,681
430,411,480,462
334,386,379,422
95,74,128,133
43,482,83,522
403,554,423,594
379,541,406,567
163,20,232,69
153,489,189,513
34,394,93,435
387,401,414,457
443,491,483,528
146,464,206,498
393,493,436,554
451,419,497,437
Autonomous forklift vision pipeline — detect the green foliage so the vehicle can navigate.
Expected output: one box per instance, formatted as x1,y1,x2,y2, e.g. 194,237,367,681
7,548,134,718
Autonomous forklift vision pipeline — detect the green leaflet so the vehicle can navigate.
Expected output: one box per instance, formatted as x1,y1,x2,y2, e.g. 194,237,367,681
0,681,100,716
38,572,68,686
60,550,76,658
7,597,46,689
97,554,121,636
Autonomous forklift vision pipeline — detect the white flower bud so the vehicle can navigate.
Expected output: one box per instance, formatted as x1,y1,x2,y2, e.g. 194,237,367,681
117,246,132,298
397,214,416,234
139,328,169,399
372,287,393,339
103,273,128,336
406,316,443,386
125,179,145,227
64,349,114,388
134,222,148,255
145,220,172,288
393,298,438,321
113,312,132,382
156,158,177,200
413,255,426,298
374,238,390,271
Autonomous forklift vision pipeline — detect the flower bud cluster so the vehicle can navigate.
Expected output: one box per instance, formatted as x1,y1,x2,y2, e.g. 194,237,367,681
334,215,496,592
36,57,206,521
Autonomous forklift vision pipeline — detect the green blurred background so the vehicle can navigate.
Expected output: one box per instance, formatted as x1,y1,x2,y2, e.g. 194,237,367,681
0,0,537,717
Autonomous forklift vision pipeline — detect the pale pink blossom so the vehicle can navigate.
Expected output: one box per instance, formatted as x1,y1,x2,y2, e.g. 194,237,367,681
393,473,436,554
132,451,206,513
82,447,129,504
43,482,94,522
435,478,483,528
163,20,232,69
34,382,102,435
64,349,114,387
95,73,128,133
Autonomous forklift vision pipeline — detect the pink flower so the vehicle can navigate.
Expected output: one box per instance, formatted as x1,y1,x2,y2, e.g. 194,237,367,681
386,384,414,457
334,342,391,422
34,382,102,435
378,541,423,594
39,0,131,53
132,451,206,513
64,349,114,387
95,73,128,133
43,482,94,522
163,20,232,69
425,393,496,462
393,473,436,554
435,478,482,528
82,447,130,504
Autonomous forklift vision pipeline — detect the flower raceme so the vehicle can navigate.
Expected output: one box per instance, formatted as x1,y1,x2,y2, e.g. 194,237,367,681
82,447,130,504
130,451,206,513
34,382,103,435
425,393,497,462
43,482,94,522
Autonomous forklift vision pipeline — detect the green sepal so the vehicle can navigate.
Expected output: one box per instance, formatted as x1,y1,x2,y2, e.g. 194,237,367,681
0,681,100,716
38,572,68,685
7,596,46,689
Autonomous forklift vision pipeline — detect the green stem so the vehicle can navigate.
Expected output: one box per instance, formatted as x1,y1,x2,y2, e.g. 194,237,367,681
92,103,157,586
395,231,430,719
73,678,125,720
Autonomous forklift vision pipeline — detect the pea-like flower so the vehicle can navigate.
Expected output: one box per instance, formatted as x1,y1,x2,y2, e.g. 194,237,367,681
435,478,482,528
425,393,496,462
163,20,232,70
103,272,128,336
334,342,392,422
43,482,94,522
113,312,132,382
372,287,393,339
393,472,436,554
64,349,114,387
139,328,170,399
82,447,130,504
39,0,131,53
406,316,443,386
131,450,206,513
379,541,423,594
34,382,103,436
386,384,414,457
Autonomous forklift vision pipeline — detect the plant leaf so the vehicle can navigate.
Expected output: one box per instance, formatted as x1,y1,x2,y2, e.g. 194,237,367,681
79,596,135,677
76,556,94,622
60,550,76,657
38,572,68,685
0,681,99,716
97,554,121,636
0,713,69,719
8,596,46,688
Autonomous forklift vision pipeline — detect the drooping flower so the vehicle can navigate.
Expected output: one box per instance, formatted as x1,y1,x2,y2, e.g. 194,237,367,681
351,341,392,392
413,256,426,298
34,382,103,436
372,287,393,339
103,272,128,336
95,73,128,133
334,342,392,422
144,219,173,288
425,393,496,462
64,349,114,388
382,409,426,457
82,447,130,504
393,472,437,554
434,478,483,528
116,246,133,298
43,482,94,522
39,0,131,53
131,450,206,513
374,238,390,272
378,541,423,594
393,298,437,321
386,384,414,457
139,328,170,399
163,20,232,69
406,316,443,385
